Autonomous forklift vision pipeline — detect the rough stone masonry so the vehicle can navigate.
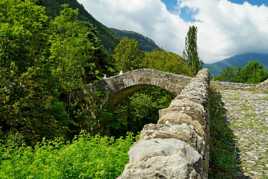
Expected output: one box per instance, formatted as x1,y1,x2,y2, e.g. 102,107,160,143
119,69,210,179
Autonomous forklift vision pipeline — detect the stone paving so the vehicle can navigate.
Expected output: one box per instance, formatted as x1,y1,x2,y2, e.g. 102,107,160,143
220,89,268,178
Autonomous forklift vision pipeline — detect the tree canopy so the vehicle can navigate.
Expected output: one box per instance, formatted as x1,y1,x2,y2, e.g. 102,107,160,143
0,0,111,143
113,38,144,72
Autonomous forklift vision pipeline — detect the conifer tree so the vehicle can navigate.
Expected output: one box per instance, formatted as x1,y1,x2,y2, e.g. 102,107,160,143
183,26,202,75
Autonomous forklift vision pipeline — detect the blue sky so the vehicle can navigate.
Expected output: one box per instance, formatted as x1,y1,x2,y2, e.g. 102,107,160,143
162,0,268,9
162,0,268,21
230,0,268,5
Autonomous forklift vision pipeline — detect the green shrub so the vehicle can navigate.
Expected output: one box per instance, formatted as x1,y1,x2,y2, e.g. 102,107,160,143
0,133,134,179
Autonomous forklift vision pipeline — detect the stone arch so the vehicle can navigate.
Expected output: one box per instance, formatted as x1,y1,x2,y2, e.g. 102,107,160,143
89,69,192,105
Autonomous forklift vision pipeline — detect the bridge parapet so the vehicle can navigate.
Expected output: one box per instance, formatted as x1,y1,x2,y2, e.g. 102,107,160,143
119,69,210,179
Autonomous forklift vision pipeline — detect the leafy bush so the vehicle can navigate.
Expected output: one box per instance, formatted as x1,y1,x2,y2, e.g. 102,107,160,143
0,133,134,179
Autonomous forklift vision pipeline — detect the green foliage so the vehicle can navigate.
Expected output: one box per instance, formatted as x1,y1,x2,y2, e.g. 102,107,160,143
143,50,191,75
0,133,134,179
0,1,111,143
113,38,144,72
98,87,174,136
215,61,268,84
49,7,94,91
0,0,48,72
183,26,202,75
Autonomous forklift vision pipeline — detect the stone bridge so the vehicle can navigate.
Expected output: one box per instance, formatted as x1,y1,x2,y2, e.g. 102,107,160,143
90,69,191,105
90,68,268,178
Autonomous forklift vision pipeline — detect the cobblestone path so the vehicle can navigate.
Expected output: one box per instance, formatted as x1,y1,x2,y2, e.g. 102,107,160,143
221,90,268,178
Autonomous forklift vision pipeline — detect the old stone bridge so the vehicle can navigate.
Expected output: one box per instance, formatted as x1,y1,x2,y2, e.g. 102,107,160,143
91,68,268,178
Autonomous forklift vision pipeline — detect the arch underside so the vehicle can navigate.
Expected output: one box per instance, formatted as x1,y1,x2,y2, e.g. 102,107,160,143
108,84,175,106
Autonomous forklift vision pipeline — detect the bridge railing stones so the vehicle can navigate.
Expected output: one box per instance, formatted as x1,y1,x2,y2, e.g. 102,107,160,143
119,69,210,179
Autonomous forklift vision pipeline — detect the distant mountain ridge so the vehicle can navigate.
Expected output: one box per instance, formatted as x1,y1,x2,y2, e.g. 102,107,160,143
205,53,268,75
39,0,159,52
111,28,160,51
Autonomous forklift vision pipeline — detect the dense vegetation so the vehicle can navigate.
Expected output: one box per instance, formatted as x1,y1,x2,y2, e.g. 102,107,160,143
214,61,268,84
98,87,174,137
0,133,134,179
0,0,114,144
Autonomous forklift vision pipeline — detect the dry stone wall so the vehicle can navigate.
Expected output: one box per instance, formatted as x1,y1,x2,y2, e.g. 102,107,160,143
119,69,210,179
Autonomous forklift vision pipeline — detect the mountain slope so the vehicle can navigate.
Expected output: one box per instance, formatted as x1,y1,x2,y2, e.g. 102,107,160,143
38,0,119,51
111,28,160,51
39,0,159,52
205,53,268,75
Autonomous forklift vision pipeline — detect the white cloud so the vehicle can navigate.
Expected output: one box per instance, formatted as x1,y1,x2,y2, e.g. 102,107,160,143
78,0,268,63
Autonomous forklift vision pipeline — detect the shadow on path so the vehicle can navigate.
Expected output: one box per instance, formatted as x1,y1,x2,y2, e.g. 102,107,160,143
208,89,250,179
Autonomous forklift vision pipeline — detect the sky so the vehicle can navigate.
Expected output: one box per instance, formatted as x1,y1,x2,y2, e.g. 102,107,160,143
78,0,268,63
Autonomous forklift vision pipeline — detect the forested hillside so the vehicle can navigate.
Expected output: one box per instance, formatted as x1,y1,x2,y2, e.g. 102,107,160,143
38,0,119,51
38,0,160,53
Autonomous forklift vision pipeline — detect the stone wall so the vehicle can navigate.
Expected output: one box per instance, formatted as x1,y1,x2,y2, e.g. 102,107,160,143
119,69,210,179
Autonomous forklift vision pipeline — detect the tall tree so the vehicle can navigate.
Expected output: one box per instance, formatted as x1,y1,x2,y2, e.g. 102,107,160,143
183,26,202,75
